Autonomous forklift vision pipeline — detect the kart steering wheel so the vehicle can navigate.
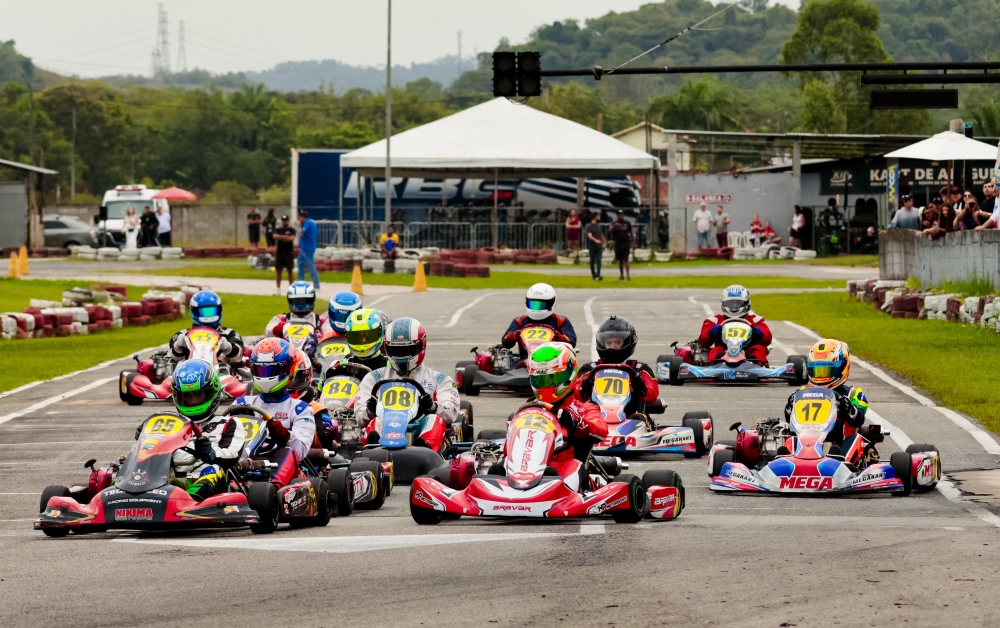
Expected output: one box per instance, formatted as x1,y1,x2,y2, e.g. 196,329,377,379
370,377,429,398
224,403,273,422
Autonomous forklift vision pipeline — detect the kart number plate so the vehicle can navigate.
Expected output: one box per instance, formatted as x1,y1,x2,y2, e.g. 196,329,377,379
320,342,350,357
595,374,629,398
723,325,750,341
522,328,554,342
144,415,185,435
513,412,554,433
322,379,357,400
189,331,219,346
793,398,833,425
285,324,313,340
380,385,416,411
239,417,261,442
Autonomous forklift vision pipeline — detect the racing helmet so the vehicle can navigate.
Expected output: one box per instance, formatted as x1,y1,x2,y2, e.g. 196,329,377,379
525,283,556,321
328,291,362,333
806,339,851,389
288,348,315,403
171,359,221,422
596,315,637,363
383,317,427,376
721,284,751,318
189,290,223,329
526,342,578,404
250,338,296,395
345,308,387,359
287,281,316,316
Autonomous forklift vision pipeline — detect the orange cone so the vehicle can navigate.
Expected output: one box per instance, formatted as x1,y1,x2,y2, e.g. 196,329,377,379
18,245,28,276
413,260,427,292
7,252,20,278
350,263,364,296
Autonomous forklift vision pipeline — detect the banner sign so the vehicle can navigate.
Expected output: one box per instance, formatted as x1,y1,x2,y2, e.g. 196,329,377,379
886,162,898,206
685,194,732,203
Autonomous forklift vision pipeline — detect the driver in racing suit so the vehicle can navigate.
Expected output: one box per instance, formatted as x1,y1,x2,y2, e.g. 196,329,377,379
698,284,772,365
170,290,245,366
264,282,331,339
502,283,577,360
576,316,659,422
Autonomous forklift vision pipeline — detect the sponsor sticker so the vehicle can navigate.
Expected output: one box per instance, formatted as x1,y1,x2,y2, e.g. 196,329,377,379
779,476,833,490
115,508,153,521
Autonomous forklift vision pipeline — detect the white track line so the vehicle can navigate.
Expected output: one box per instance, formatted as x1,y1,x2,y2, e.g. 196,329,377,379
580,521,605,534
444,293,495,328
583,296,599,362
0,377,116,427
367,295,391,307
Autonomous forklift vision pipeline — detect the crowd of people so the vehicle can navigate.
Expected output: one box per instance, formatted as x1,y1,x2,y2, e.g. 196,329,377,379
122,204,172,249
887,180,999,238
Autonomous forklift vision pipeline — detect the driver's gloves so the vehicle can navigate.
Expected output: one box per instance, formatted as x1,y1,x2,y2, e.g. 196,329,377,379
194,436,215,464
418,393,437,417
749,327,762,344
708,324,723,339
556,408,577,432
578,377,594,401
366,396,378,418
217,337,233,358
631,375,648,400
170,335,187,355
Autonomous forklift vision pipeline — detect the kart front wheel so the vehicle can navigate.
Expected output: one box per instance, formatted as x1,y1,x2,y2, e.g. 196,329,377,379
682,413,712,458
667,356,684,386
611,474,645,524
39,485,70,514
642,470,684,510
122,372,145,406
462,365,480,396
350,459,386,510
248,482,279,534
328,468,355,517
307,477,332,526
711,448,735,479
410,483,443,525
890,452,913,497
786,355,808,386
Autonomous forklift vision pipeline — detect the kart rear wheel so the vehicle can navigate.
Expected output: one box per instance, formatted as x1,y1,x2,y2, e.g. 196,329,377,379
355,448,392,463
462,365,480,396
682,417,708,458
248,482,279,534
611,474,645,524
118,370,131,402
410,483,443,525
307,477,332,526
642,469,685,510
39,485,70,514
667,356,684,386
786,355,808,386
42,527,70,538
890,451,913,497
328,468,355,517
476,428,508,442
711,448,735,479
459,401,475,442
123,372,144,406
350,460,386,510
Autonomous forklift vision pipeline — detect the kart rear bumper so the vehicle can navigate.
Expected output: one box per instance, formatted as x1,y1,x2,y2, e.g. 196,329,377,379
656,361,799,385
474,368,530,390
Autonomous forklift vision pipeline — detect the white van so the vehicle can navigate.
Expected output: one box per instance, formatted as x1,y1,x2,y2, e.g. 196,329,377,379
98,185,170,246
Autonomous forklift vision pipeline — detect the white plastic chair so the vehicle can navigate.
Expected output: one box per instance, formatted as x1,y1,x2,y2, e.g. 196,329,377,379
727,231,744,248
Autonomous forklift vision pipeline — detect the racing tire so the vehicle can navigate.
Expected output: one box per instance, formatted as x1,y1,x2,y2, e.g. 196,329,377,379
716,440,736,448
711,448,735,479
307,477,332,526
42,527,70,538
905,443,938,454
355,448,392,463
610,474,646,524
455,361,473,388
122,372,145,406
890,451,913,497
487,463,506,476
350,460,386,510
462,365,480,396
459,400,475,442
654,355,671,382
409,483,443,525
682,417,708,458
248,482,279,534
118,370,131,402
642,469,685,510
667,356,684,386
39,485,71,514
328,468,355,517
787,355,808,386
476,428,508,442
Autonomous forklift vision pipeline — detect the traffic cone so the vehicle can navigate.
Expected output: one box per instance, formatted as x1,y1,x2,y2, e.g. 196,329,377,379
18,245,29,276
350,262,364,296
7,252,20,278
413,260,427,292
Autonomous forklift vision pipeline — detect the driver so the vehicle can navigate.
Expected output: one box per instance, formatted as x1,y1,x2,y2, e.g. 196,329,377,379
170,290,245,366
519,342,607,480
287,348,337,451
169,359,246,500
698,284,772,364
264,281,325,338
577,316,659,417
354,317,460,432
322,291,362,337
502,283,577,359
784,339,868,455
344,308,391,371
233,338,316,484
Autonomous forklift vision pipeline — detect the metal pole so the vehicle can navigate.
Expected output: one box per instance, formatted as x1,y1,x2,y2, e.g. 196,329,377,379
384,0,392,234
338,164,344,246
70,108,76,201
492,169,498,248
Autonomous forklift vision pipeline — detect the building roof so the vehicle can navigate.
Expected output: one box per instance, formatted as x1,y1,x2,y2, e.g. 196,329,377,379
0,157,58,175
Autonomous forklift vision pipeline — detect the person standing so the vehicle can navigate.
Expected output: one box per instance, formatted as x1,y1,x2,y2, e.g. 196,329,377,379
887,195,921,230
247,208,262,248
155,205,171,246
297,209,320,289
565,209,582,252
139,205,159,248
263,208,277,247
789,205,805,247
123,206,140,250
692,201,712,250
981,179,997,216
609,210,635,281
714,205,730,248
584,213,606,281
273,215,296,294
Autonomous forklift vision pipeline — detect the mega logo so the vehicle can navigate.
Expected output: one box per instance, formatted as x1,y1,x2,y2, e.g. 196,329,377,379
601,436,638,448
779,476,833,490
492,505,532,512
115,508,153,520
520,431,536,472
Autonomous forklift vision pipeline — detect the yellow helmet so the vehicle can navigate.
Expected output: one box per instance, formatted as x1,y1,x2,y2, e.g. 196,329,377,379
345,308,388,358
806,339,850,388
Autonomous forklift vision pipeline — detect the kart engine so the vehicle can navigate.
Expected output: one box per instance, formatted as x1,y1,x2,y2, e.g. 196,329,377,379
734,418,790,466
469,440,503,475
334,409,362,449
487,344,516,374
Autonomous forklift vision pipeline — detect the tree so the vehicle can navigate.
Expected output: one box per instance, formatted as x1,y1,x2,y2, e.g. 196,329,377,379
649,76,740,132
800,80,846,133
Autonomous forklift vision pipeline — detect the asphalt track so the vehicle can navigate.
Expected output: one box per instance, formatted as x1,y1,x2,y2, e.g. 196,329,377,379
2,288,999,628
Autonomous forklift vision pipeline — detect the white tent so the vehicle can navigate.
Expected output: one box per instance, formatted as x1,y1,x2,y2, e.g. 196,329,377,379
884,131,998,161
340,97,659,179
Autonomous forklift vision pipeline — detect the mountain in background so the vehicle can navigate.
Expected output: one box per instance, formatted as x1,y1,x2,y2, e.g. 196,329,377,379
244,54,477,93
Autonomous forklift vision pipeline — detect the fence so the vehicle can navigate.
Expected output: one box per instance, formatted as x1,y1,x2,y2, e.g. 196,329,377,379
879,228,1000,289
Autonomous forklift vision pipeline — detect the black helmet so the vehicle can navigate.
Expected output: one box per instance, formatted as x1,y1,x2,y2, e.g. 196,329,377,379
596,316,637,363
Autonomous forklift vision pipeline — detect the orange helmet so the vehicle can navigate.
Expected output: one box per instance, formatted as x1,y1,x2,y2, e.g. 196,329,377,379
806,339,850,388
288,348,314,402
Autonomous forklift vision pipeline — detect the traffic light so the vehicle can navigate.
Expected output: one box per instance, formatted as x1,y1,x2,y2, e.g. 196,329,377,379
492,51,542,97
517,51,541,97
492,52,517,97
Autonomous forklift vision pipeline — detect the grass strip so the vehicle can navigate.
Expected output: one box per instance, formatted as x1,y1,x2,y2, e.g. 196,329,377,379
753,291,1000,432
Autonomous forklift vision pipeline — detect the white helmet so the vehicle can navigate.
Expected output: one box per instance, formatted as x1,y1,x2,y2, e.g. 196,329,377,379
721,284,751,318
525,283,556,321
287,282,316,315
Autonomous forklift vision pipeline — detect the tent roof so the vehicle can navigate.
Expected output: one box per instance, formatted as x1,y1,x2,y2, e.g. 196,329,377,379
340,98,659,179
884,131,999,161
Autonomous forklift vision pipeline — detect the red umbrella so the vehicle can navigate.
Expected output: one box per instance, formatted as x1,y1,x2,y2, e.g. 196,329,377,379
152,186,198,201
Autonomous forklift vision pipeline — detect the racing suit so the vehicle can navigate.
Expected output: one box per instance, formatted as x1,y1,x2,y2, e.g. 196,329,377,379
502,313,578,359
169,327,245,366
512,394,607,480
354,363,461,427
576,359,659,418
784,384,868,455
698,313,772,365
171,415,246,500
234,391,315,486
263,311,331,338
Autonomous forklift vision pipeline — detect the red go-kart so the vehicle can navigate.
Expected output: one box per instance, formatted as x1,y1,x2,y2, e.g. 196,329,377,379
455,324,559,396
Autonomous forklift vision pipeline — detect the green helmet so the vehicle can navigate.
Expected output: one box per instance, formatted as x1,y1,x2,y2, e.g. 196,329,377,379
171,359,221,422
526,342,578,404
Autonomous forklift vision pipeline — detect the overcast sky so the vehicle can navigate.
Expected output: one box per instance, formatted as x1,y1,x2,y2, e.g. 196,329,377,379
3,0,800,78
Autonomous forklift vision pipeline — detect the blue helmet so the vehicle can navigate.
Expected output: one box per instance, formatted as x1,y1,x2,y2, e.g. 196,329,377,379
189,290,223,329
287,281,316,315
171,359,221,422
328,291,362,333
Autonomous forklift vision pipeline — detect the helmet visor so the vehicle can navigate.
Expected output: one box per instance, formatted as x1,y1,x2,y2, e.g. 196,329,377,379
526,298,554,312
529,368,573,390
192,305,220,321
385,342,422,358
288,296,314,314
596,329,630,351
807,359,842,382
250,360,291,379
346,328,382,347
721,299,747,314
174,387,215,410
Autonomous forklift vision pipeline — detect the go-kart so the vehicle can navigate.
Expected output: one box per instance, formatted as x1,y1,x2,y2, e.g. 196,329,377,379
119,327,248,405
282,322,319,363
318,361,369,454
315,334,353,379
409,404,685,524
34,413,264,536
657,319,807,386
455,324,559,396
584,364,713,458
707,387,941,495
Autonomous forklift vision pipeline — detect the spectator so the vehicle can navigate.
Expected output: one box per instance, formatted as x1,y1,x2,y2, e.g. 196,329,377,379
749,213,762,247
657,210,669,249
923,204,956,239
297,209,320,289
609,210,635,281
955,193,988,230
981,179,997,215
713,205,730,247
380,224,400,259
761,220,781,245
976,188,999,230
247,207,262,248
887,194,921,230
950,185,964,212
273,215,296,294
139,205,159,248
822,198,844,230
263,208,277,247
920,203,939,231
584,214,606,281
155,205,171,246
565,209,582,252
789,205,805,247
123,206,140,250
692,201,712,249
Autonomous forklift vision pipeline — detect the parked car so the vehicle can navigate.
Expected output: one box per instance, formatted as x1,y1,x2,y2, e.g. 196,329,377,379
43,215,98,249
